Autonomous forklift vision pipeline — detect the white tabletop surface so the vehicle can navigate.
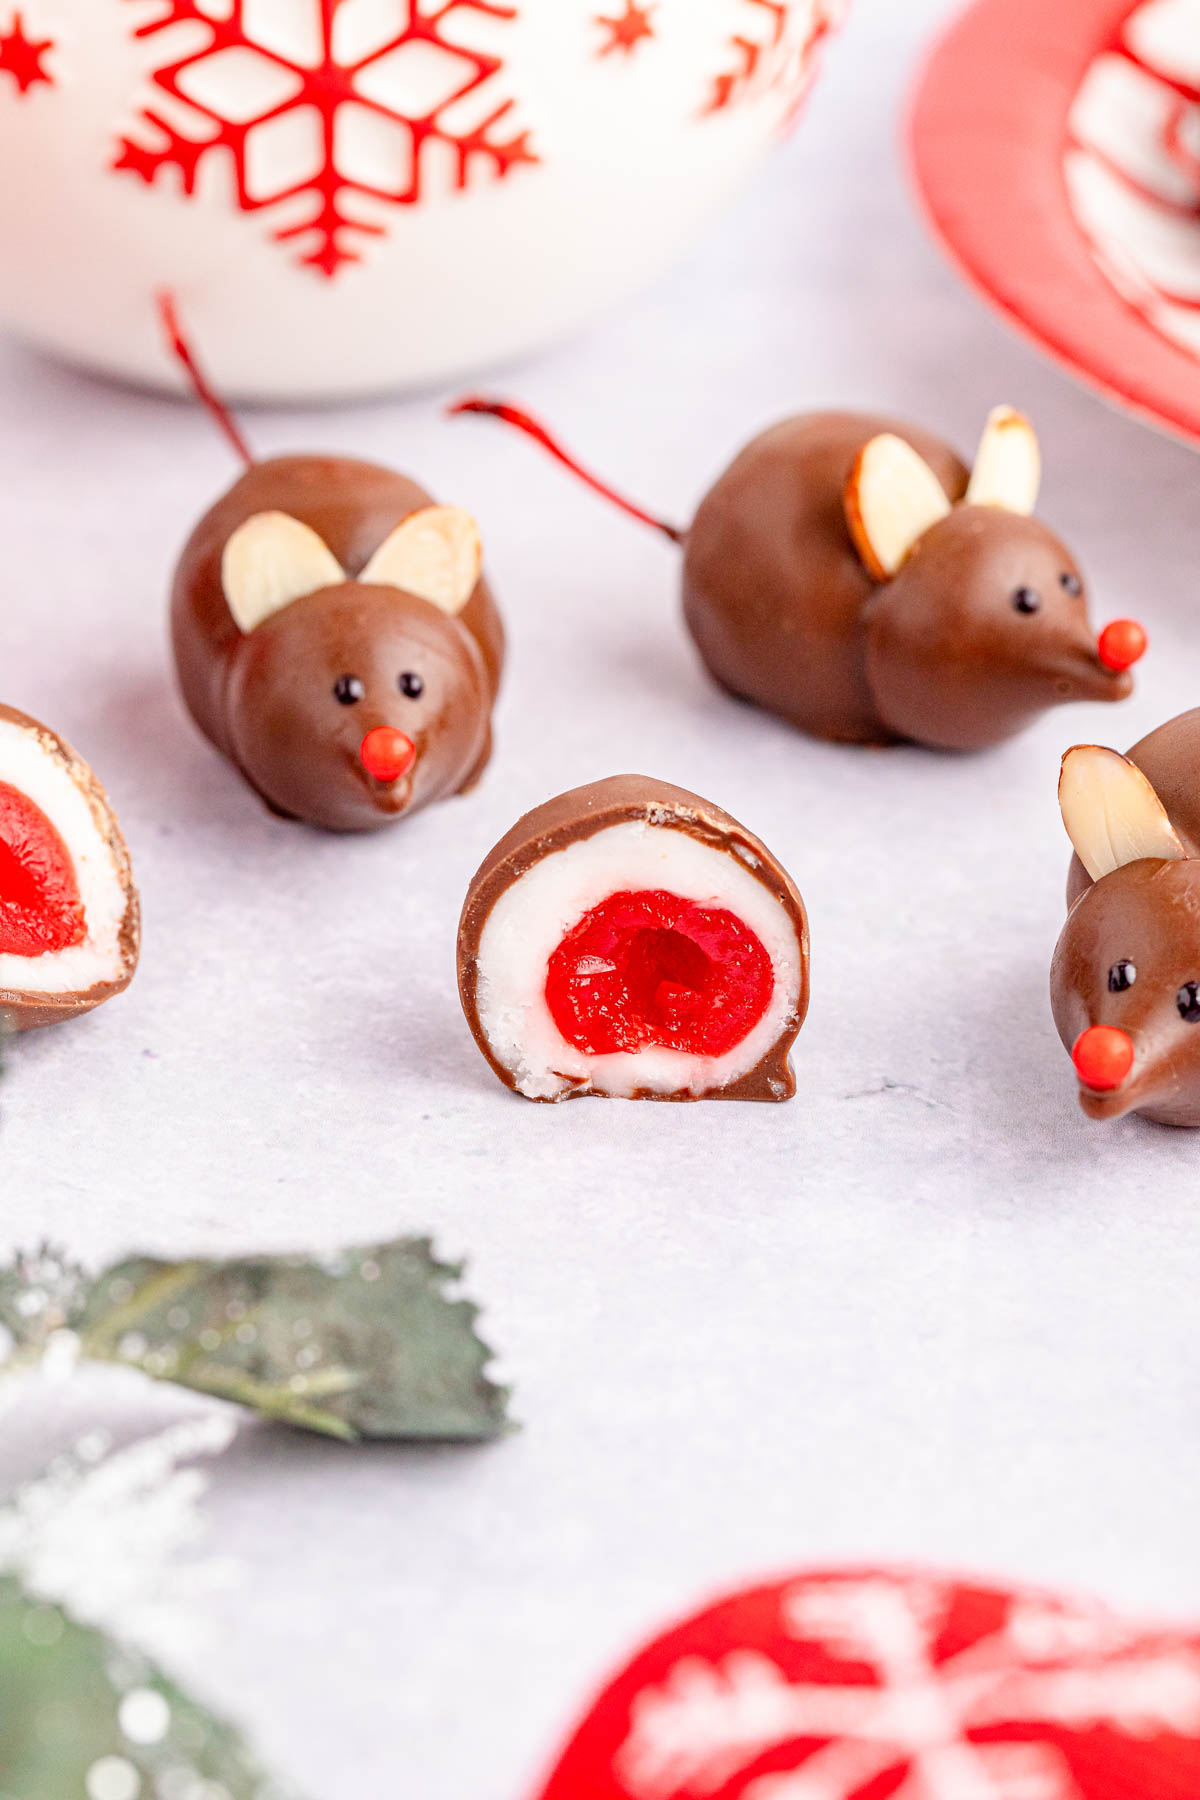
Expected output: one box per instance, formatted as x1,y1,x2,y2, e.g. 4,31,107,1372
4,0,1200,1793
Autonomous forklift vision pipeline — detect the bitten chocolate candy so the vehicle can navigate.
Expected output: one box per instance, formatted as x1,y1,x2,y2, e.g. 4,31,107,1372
1053,709,1200,1125
454,400,1144,751
0,705,139,1030
458,776,809,1102
171,455,504,832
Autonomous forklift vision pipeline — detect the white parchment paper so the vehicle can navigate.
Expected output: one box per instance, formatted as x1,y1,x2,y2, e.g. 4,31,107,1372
3,0,1200,1794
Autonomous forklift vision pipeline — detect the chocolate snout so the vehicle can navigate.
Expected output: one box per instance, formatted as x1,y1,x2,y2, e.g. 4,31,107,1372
1050,636,1135,705
1072,1024,1138,1118
360,726,416,782
1074,1043,1178,1124
1069,1013,1189,1124
1078,1084,1138,1122
1052,860,1200,1126
354,726,419,814
1053,617,1144,703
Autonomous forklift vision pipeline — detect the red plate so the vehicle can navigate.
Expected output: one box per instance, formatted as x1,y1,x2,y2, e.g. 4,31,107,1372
910,0,1200,448
535,1566,1200,1798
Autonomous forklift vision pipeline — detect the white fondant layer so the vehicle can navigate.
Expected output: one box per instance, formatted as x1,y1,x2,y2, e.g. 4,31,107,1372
0,718,129,996
474,819,803,1101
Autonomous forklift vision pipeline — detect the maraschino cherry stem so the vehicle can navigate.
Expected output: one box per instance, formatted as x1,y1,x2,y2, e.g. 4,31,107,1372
157,291,256,470
449,397,685,545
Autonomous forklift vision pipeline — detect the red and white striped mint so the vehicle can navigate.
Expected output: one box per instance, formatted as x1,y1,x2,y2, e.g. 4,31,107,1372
1067,0,1200,359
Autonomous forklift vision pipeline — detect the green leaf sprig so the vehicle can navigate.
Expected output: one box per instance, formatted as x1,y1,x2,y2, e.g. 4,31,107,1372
0,1574,303,1800
0,1239,510,1442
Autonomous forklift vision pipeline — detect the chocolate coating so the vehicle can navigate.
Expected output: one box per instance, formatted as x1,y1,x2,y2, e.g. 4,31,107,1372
1066,708,1200,909
1055,709,1200,1125
0,704,140,1032
682,412,1131,750
458,775,810,1102
171,455,504,832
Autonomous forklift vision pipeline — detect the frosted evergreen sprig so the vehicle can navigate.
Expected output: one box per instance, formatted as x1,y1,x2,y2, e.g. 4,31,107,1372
0,1238,510,1442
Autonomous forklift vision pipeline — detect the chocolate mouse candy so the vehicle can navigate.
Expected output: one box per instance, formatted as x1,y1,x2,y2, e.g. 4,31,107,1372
172,457,503,832
1053,709,1200,1125
164,300,503,832
0,704,140,1029
453,400,1144,751
458,776,809,1102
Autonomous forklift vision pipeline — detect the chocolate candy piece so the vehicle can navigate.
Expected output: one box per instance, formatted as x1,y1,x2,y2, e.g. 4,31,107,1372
1053,712,1200,1125
458,776,809,1102
0,705,139,1030
171,454,504,832
688,407,1143,749
454,400,1144,751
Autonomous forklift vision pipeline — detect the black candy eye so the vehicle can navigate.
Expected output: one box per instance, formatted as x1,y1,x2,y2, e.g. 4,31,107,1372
1108,960,1136,993
398,671,425,700
1178,982,1200,1022
1012,587,1041,614
333,675,364,706
1060,571,1083,597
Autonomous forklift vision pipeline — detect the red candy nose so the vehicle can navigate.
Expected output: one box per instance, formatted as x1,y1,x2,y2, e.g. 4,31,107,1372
1097,619,1147,671
1072,1024,1134,1091
359,727,416,783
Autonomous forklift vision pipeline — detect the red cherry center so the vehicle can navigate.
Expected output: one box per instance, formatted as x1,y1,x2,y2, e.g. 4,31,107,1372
1097,619,1147,672
1072,1024,1134,1092
545,889,773,1059
0,780,86,958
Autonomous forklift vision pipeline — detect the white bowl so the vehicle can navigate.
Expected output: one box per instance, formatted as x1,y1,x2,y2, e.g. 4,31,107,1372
0,0,841,400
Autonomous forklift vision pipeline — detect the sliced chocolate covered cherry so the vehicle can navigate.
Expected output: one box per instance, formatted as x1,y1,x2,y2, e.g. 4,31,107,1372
0,705,140,1030
457,776,809,1101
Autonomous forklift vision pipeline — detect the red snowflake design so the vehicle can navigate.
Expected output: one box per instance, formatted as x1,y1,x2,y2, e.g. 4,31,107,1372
705,0,837,119
595,2,656,60
0,10,53,94
537,1569,1200,1800
114,0,538,279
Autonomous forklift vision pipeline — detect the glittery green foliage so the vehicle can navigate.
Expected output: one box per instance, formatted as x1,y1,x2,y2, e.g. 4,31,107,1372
0,1241,510,1443
0,1576,301,1800
0,1246,91,1359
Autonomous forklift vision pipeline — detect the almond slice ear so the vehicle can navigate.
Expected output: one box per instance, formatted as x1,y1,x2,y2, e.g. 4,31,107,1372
844,434,952,581
966,406,1041,514
1059,744,1186,880
222,512,345,634
359,506,482,615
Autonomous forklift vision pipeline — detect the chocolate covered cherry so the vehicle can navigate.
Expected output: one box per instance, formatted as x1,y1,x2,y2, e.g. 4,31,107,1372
457,777,809,1102
454,400,1143,751
1053,710,1200,1125
164,299,503,832
172,458,502,832
0,705,139,1029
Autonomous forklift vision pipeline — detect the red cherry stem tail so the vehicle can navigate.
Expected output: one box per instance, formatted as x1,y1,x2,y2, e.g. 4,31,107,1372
158,292,255,470
448,397,685,545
